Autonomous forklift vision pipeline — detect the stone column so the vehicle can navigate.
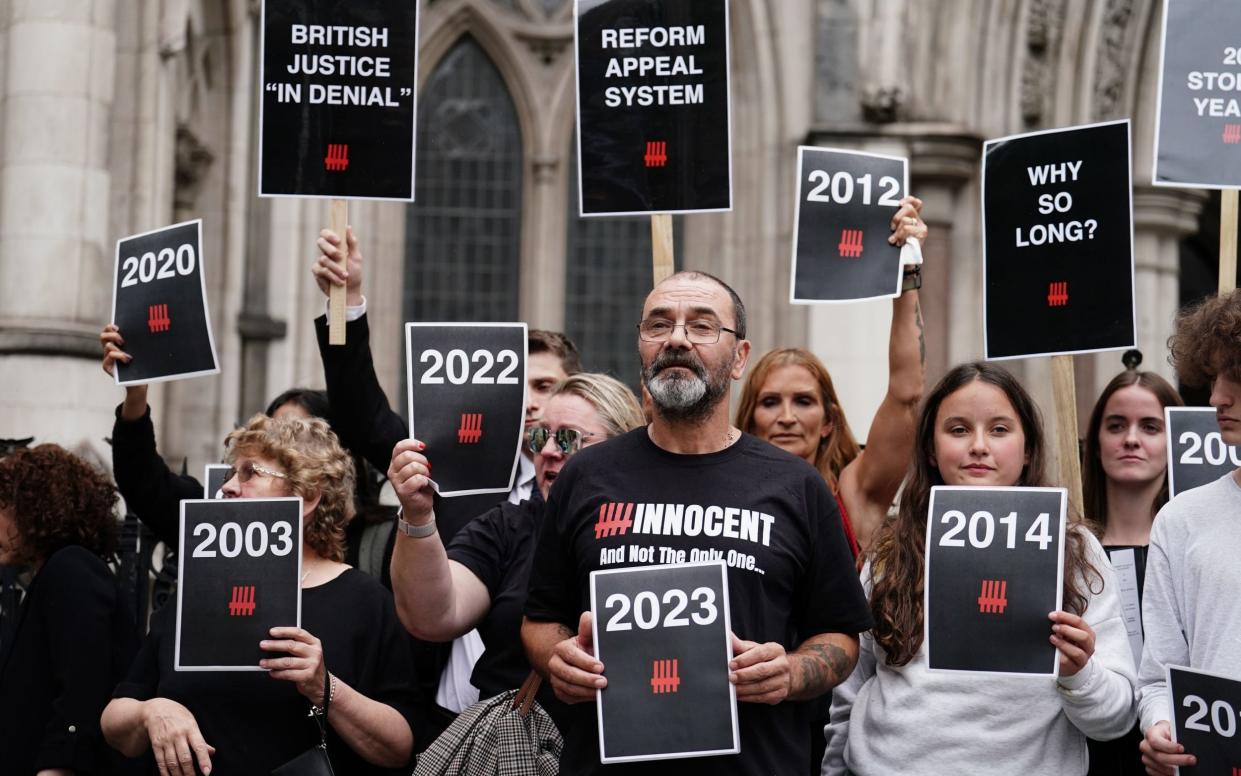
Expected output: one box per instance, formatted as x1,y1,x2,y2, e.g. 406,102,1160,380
1085,185,1207,393
0,1,117,456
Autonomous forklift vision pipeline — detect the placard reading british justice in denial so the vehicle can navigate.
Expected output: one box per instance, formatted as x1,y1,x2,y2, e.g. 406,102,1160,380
405,324,527,497
575,0,732,216
1165,406,1241,498
175,498,302,671
591,561,738,763
259,0,419,200
791,147,908,303
112,220,220,386
982,120,1136,360
925,487,1066,675
1153,0,1241,188
1169,666,1241,774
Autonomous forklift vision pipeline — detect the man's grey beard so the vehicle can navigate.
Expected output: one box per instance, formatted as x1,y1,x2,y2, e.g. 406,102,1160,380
642,349,734,423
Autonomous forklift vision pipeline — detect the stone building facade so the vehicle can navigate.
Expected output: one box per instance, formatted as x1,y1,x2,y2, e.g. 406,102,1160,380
0,0,1221,478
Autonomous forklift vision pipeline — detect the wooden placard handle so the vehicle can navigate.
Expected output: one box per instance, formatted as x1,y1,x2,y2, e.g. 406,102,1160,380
328,199,349,346
1051,355,1084,519
651,214,675,285
1220,189,1237,295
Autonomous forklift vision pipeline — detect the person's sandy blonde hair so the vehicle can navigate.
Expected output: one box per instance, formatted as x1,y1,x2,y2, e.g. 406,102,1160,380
224,414,356,562
549,373,645,437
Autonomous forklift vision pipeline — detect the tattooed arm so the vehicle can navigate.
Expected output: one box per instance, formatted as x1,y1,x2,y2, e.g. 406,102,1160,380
729,632,859,704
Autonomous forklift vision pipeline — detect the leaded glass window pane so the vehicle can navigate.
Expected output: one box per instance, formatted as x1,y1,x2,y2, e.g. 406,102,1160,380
565,141,682,387
403,37,522,325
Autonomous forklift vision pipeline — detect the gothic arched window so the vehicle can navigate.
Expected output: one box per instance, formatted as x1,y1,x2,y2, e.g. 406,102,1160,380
564,142,681,386
403,37,523,324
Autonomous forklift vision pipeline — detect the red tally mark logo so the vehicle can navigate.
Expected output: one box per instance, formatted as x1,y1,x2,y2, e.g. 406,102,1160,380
1047,281,1069,307
325,143,349,172
1225,124,1241,145
650,659,681,694
644,141,668,168
1232,767,1241,776
457,413,483,444
594,502,634,539
977,579,1008,615
228,585,256,617
838,229,864,258
147,304,171,333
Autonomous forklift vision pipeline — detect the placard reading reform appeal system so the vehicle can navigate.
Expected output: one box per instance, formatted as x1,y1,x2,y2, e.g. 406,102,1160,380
176,498,302,671
982,120,1136,360
1153,0,1241,188
112,220,220,386
1165,406,1241,498
405,323,527,497
791,147,908,303
260,0,419,200
925,486,1066,675
591,561,738,763
575,0,731,216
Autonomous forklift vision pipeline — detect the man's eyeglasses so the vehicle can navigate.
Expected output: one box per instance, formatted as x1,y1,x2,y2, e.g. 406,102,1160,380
223,461,289,484
637,318,738,344
527,426,599,455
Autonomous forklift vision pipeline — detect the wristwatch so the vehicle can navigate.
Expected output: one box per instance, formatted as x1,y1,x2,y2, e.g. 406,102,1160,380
901,267,922,293
396,511,437,538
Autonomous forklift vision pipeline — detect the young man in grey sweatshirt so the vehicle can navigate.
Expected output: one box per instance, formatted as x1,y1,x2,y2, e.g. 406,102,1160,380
1139,291,1241,775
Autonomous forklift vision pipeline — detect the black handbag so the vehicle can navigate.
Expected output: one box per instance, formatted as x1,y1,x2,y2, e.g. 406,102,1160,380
272,671,336,776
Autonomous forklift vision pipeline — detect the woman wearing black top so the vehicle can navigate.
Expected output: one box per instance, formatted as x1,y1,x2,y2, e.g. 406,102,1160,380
0,444,138,775
387,374,644,714
102,414,418,775
1081,365,1183,776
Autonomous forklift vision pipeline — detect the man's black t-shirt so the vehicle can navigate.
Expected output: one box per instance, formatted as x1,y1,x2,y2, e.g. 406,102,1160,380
524,428,874,774
114,569,419,775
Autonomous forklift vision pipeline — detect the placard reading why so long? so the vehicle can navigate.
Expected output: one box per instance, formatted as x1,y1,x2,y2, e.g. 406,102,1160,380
405,324,527,497
1165,406,1241,498
925,486,1066,675
575,0,732,215
983,120,1136,360
791,147,908,303
259,0,419,200
1153,0,1241,188
112,220,220,386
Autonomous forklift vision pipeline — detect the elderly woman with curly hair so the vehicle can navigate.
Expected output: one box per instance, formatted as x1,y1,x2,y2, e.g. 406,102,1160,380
103,415,419,776
0,444,139,776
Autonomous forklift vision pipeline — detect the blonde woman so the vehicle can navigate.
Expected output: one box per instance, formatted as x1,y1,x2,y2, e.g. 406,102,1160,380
389,373,644,727
103,415,418,775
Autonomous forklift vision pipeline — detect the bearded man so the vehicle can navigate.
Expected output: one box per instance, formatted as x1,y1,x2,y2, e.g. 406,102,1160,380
521,271,873,775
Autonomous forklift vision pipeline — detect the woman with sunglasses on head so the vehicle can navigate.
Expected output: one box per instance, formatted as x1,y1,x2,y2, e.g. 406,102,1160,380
388,373,644,726
1080,357,1182,775
822,362,1136,775
102,414,419,775
736,196,928,558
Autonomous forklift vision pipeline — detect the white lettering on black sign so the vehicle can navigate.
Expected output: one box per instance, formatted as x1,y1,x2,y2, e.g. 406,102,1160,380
405,323,528,498
1154,1,1241,188
175,498,302,671
925,486,1067,676
590,561,739,763
1169,666,1241,772
259,0,419,200
982,120,1136,360
790,147,909,303
1165,407,1241,497
575,0,732,215
111,219,220,386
